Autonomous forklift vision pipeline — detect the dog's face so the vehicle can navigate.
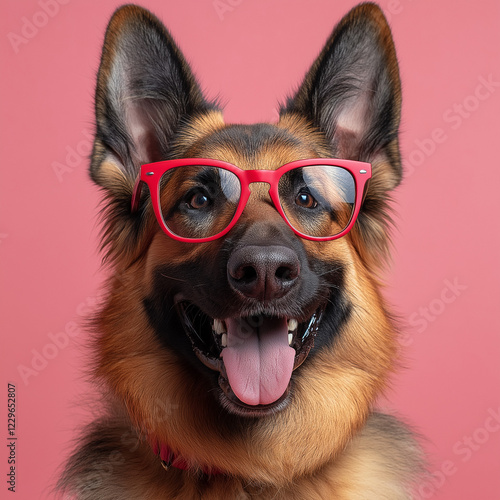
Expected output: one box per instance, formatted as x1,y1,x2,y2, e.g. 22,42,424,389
140,125,361,417
90,3,402,481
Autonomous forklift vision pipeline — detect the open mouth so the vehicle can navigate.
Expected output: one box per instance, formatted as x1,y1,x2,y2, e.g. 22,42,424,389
175,300,323,416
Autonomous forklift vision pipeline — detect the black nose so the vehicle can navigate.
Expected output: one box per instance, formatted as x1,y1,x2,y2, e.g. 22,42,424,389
227,245,300,301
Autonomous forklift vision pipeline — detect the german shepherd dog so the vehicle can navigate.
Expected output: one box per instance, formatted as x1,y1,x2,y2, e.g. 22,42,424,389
59,2,424,498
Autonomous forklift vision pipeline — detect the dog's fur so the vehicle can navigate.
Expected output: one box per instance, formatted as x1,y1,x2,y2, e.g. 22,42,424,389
59,3,424,498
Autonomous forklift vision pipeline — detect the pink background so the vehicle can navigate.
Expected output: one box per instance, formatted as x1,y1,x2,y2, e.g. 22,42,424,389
1,0,499,498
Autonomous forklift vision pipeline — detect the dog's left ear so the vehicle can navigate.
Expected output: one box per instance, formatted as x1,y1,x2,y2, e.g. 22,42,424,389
281,3,402,191
90,5,215,195
90,5,218,263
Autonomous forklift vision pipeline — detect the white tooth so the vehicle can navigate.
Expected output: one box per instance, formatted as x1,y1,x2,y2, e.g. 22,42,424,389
288,333,293,346
288,319,298,332
213,319,226,335
221,333,227,348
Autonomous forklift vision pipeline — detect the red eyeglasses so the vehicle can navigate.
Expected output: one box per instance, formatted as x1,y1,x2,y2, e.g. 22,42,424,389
131,158,371,242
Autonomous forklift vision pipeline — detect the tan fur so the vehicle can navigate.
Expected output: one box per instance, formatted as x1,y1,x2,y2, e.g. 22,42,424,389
78,132,411,489
60,412,422,499
61,116,422,499
58,3,424,498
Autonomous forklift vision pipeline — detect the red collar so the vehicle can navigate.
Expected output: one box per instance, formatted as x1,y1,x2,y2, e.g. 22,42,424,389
152,441,223,475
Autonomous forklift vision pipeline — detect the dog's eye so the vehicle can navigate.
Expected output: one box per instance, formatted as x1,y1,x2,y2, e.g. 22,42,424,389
295,190,318,209
188,192,210,210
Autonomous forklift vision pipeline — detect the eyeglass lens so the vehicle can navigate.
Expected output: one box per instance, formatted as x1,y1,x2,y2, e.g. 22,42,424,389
158,165,355,239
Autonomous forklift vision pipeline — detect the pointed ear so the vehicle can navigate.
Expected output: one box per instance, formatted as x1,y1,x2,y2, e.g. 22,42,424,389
281,3,402,190
91,5,216,193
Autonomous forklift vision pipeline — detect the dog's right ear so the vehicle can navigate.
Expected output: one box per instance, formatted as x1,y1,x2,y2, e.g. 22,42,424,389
91,5,215,195
281,3,402,189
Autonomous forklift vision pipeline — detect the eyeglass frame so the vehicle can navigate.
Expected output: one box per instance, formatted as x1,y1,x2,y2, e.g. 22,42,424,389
131,158,372,243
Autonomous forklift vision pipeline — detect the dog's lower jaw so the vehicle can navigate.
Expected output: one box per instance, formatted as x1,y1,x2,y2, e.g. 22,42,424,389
176,300,324,416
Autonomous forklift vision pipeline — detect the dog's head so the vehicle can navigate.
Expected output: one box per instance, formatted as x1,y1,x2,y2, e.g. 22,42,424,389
90,2,402,481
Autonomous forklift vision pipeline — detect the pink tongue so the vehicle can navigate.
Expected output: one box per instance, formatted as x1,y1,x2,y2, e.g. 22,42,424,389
221,317,295,406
